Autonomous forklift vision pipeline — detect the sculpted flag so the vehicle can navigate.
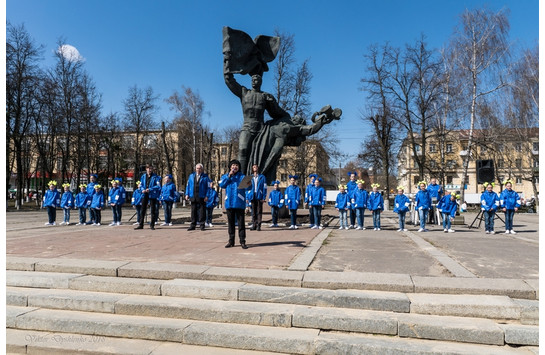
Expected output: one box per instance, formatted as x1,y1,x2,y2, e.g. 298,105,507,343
222,26,280,76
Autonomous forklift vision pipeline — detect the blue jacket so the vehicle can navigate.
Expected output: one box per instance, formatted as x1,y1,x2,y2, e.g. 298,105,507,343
159,181,177,202
309,186,326,206
415,189,432,210
335,192,350,210
108,187,125,206
60,191,74,209
368,191,384,211
393,194,411,213
75,191,91,208
346,180,358,209
185,172,210,199
351,188,368,209
481,190,499,212
219,172,248,209
131,188,143,206
139,173,162,199
285,185,301,210
117,186,126,205
87,181,97,198
500,189,521,210
304,183,314,203
427,183,443,200
268,189,284,208
43,189,61,208
247,174,267,201
91,190,105,209
206,188,219,208
437,195,458,218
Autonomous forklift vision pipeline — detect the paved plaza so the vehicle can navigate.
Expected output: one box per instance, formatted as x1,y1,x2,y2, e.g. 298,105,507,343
6,206,539,279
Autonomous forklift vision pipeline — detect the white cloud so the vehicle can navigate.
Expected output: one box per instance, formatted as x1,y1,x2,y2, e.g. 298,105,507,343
57,44,85,62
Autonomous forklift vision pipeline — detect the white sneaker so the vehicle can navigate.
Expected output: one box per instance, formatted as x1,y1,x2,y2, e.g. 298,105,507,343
418,228,424,232
309,225,315,229
338,226,343,230
133,222,139,225
294,225,298,229
208,223,213,227
403,229,408,231
504,231,510,234
490,231,495,234
270,224,275,227
95,223,101,226
448,229,455,233
117,222,122,226
66,222,70,225
76,223,82,226
160,222,168,226
109,222,116,226
168,223,173,226
349,225,354,229
485,231,490,234
289,225,295,229
356,226,362,230
510,230,517,234
397,229,402,232
377,228,381,231
318,226,323,229
362,227,366,230
345,227,349,230
52,222,56,226
443,229,447,232
373,228,377,231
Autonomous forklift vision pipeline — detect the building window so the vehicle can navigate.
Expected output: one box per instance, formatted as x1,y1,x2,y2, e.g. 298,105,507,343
446,160,455,169
279,160,287,168
515,143,522,152
221,147,227,156
516,176,522,184
281,174,288,182
480,145,487,153
446,176,453,184
533,159,539,168
413,176,421,185
515,159,522,169
497,159,504,169
415,144,421,151
429,144,436,153
533,142,539,151
446,144,452,153
429,160,437,169
533,176,539,184
498,143,504,152
220,161,227,171
413,159,420,169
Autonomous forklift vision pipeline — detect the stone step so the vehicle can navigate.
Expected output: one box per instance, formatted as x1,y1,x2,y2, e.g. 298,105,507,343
7,271,538,324
6,288,539,347
7,256,538,299
7,306,536,354
6,329,285,355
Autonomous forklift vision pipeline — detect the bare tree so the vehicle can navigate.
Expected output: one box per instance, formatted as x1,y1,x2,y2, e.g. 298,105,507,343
449,7,510,205
273,29,296,112
6,22,44,207
123,85,158,175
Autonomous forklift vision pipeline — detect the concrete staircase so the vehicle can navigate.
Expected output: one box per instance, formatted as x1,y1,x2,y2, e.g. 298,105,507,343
6,257,539,354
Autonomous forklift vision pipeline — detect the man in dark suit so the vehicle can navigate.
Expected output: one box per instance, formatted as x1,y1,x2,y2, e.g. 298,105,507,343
185,163,210,231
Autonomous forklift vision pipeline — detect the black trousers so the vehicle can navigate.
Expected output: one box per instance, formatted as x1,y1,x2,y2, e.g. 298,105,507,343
190,198,206,227
226,208,246,245
139,193,158,228
251,199,263,227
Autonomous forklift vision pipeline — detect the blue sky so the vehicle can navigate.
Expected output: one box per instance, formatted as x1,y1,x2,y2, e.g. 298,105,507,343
7,0,539,166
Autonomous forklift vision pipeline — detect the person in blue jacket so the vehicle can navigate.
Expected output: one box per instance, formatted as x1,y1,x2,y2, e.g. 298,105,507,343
268,180,284,228
108,180,122,226
393,186,410,232
86,174,99,225
368,183,384,231
115,178,126,225
43,181,61,226
159,174,177,226
499,180,521,234
285,175,301,229
305,174,317,228
205,181,219,227
60,183,74,225
219,159,250,249
247,164,267,231
346,172,358,229
309,177,326,229
427,178,443,224
481,182,499,234
415,181,432,232
185,163,210,231
131,181,143,226
90,184,105,226
352,180,368,230
437,192,458,233
335,184,350,230
75,184,91,226
135,164,162,230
